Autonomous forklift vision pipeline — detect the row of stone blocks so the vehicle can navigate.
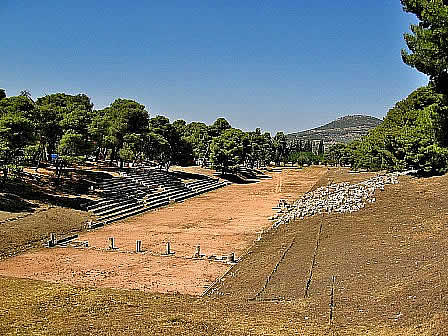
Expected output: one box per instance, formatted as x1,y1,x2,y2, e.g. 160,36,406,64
107,238,237,263
47,234,237,264
87,169,189,224
98,180,226,225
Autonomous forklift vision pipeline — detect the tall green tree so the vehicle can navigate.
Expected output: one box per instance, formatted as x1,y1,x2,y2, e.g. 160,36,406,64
146,116,193,168
244,128,270,168
0,96,38,180
183,122,211,165
261,132,274,165
401,0,448,94
36,93,93,161
88,108,110,161
210,128,244,173
0,96,37,124
172,119,187,135
273,132,288,165
102,99,149,166
346,85,448,174
0,113,35,185
208,117,232,138
324,143,351,166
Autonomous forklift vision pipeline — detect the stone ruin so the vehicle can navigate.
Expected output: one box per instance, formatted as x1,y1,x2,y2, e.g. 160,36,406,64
269,172,402,228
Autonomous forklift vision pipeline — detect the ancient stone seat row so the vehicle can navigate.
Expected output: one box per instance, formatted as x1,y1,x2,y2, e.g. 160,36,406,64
86,169,230,226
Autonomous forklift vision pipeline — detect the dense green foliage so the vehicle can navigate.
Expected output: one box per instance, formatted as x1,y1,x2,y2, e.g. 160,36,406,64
0,89,297,183
401,0,448,94
326,85,448,174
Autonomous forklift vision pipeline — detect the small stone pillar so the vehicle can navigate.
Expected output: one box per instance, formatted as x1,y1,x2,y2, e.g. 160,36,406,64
228,252,236,263
136,240,142,253
162,241,175,255
109,237,116,250
194,245,201,258
166,242,172,255
48,233,56,247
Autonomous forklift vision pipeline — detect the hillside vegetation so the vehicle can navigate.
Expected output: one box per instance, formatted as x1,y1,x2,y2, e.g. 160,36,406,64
327,86,448,174
287,115,382,144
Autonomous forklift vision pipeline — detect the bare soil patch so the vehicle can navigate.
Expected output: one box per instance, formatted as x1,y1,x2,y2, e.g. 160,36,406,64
0,167,327,295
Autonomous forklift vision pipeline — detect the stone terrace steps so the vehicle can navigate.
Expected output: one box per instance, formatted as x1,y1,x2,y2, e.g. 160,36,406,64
171,182,227,202
89,199,136,215
99,202,146,222
87,168,231,226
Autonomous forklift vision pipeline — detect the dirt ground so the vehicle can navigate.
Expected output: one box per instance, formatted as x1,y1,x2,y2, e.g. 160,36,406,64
1,167,448,335
0,166,327,295
211,171,448,333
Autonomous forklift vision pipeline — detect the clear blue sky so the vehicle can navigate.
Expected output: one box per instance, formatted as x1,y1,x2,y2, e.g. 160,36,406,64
1,1,427,134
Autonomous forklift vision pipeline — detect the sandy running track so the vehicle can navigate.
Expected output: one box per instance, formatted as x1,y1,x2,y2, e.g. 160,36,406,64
0,167,327,295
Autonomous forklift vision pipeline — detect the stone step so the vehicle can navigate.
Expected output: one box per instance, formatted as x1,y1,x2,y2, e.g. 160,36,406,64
161,188,191,198
98,203,146,222
146,199,170,209
186,179,218,189
172,182,226,202
188,181,221,191
98,179,130,188
144,193,170,205
127,177,159,188
86,199,116,211
173,189,207,202
145,196,170,207
194,182,226,194
103,206,149,225
95,200,142,217
169,190,196,202
101,182,144,191
103,199,171,225
101,185,146,193
90,199,135,214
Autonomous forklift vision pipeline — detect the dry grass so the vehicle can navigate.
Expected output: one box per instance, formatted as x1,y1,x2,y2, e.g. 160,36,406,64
1,168,448,335
0,206,91,260
211,170,448,335
0,276,445,336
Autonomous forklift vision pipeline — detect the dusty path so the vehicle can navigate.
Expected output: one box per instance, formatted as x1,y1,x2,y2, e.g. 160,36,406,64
0,167,327,295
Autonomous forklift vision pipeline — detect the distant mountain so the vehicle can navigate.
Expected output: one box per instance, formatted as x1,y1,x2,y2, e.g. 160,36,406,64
286,115,382,146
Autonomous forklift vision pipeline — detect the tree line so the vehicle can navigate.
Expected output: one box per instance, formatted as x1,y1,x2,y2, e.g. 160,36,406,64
5,1,440,182
0,90,324,185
